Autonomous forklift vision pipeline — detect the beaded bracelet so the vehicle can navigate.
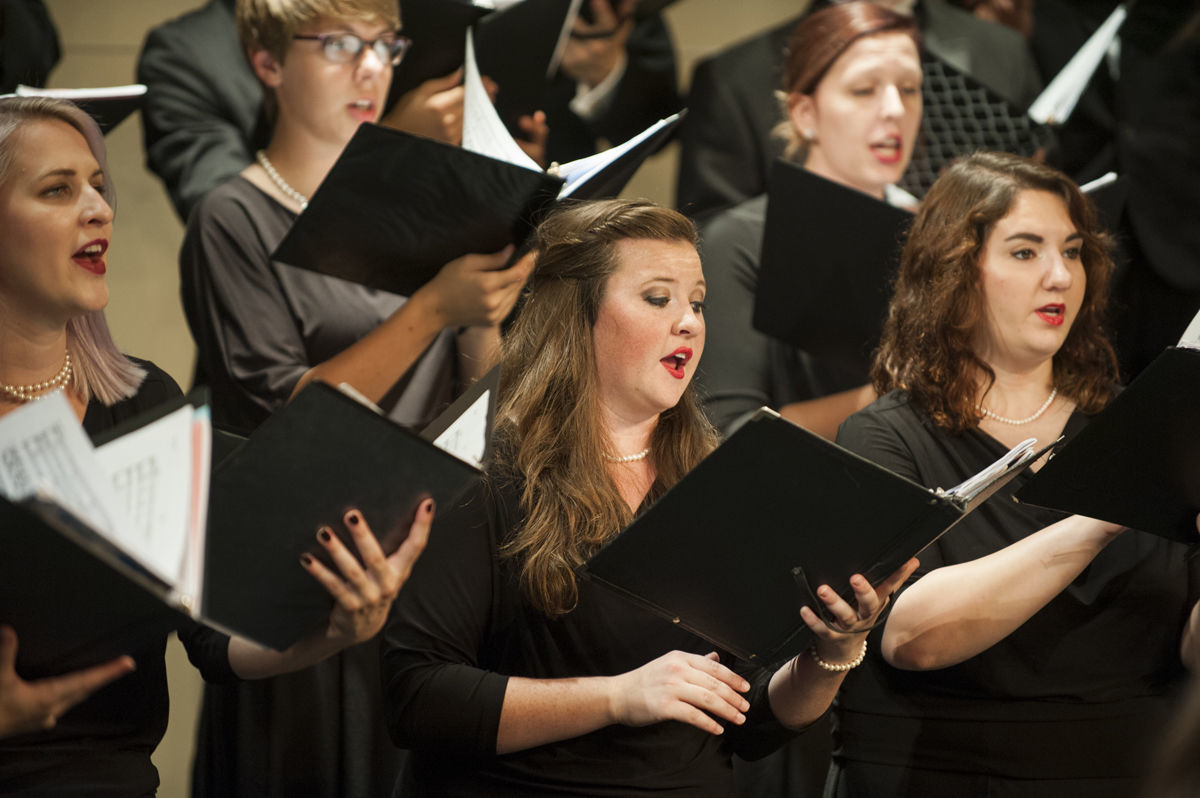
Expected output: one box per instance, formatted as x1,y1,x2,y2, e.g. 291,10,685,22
810,639,868,672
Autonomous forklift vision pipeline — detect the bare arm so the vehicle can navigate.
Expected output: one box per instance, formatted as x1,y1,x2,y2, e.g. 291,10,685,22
881,515,1125,671
228,502,432,679
291,249,533,403
495,650,751,754
779,384,877,442
768,559,918,728
495,558,918,752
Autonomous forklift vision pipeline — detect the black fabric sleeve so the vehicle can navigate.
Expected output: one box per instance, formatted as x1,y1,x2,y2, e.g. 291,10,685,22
179,185,310,429
722,663,811,762
380,481,509,755
176,619,236,684
835,402,922,483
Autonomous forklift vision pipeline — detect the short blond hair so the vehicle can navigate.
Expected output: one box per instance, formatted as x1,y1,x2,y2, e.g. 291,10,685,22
236,0,401,62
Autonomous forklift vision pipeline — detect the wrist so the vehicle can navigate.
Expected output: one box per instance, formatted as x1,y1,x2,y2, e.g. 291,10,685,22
601,673,625,726
404,284,451,332
811,637,868,672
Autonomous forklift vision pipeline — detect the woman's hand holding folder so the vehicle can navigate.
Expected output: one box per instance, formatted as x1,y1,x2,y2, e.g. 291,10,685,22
227,501,434,679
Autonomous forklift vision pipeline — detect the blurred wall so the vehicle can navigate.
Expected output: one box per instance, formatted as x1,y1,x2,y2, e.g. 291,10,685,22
43,0,808,794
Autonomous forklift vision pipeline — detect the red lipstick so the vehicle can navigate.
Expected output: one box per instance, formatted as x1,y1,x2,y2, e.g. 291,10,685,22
1036,304,1066,326
661,347,693,380
870,136,903,164
72,239,108,276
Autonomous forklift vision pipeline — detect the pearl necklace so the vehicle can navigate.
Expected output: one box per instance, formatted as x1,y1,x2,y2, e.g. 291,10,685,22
1,352,72,403
980,387,1057,425
603,447,650,464
256,150,309,210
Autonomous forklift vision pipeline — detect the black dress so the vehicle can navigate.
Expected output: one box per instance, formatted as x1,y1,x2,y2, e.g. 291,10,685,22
827,391,1197,797
181,175,461,797
380,464,807,797
0,361,235,797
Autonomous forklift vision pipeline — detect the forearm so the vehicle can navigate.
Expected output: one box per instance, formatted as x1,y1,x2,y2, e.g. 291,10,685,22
780,384,876,441
291,291,445,402
495,675,617,754
456,325,501,384
766,635,866,729
882,515,1124,670
227,628,346,680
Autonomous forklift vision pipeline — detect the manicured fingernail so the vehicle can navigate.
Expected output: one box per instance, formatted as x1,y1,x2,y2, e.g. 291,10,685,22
317,528,332,543
300,553,313,566
346,511,360,526
424,499,435,514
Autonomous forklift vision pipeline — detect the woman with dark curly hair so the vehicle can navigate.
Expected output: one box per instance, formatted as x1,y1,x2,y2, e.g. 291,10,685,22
828,151,1200,797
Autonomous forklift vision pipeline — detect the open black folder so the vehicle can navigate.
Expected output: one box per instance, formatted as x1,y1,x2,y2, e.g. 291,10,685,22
271,113,682,297
1016,345,1200,543
390,0,491,99
581,409,1043,666
0,380,489,676
752,161,911,379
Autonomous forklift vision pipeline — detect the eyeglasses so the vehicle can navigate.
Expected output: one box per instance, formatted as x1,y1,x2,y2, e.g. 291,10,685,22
292,32,412,66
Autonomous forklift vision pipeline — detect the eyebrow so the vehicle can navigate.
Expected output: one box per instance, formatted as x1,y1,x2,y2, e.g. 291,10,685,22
641,277,707,289
36,167,104,181
1003,232,1083,244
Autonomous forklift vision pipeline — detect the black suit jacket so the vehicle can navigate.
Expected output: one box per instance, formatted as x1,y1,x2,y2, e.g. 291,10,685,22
674,16,798,221
137,0,267,222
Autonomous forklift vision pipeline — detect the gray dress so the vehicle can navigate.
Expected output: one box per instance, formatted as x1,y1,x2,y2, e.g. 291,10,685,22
180,175,459,797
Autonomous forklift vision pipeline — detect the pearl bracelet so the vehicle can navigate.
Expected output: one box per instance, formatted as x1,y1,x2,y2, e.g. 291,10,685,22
810,639,868,672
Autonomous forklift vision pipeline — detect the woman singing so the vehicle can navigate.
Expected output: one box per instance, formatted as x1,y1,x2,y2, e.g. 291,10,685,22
829,151,1200,797
381,199,917,796
0,95,429,796
697,1,923,440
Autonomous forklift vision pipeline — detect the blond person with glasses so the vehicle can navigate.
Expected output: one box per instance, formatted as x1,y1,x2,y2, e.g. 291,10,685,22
180,1,533,796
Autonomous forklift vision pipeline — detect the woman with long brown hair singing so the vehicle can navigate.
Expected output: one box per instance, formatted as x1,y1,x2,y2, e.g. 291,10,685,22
381,199,917,796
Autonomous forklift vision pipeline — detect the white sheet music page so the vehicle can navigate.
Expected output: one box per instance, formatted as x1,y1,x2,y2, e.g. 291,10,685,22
1179,308,1200,350
461,30,542,171
546,0,586,77
0,391,124,538
432,388,490,468
945,437,1038,502
557,114,678,198
94,403,200,586
1027,4,1127,125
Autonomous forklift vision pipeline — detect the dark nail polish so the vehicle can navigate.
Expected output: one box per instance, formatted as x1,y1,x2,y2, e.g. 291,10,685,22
318,528,332,544
424,499,435,514
347,511,360,526
300,553,313,566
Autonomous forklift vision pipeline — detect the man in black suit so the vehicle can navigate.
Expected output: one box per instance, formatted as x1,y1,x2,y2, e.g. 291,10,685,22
675,0,1042,219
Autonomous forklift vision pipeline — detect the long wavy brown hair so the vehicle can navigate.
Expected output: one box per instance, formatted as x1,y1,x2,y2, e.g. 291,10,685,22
872,151,1118,433
496,200,719,618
